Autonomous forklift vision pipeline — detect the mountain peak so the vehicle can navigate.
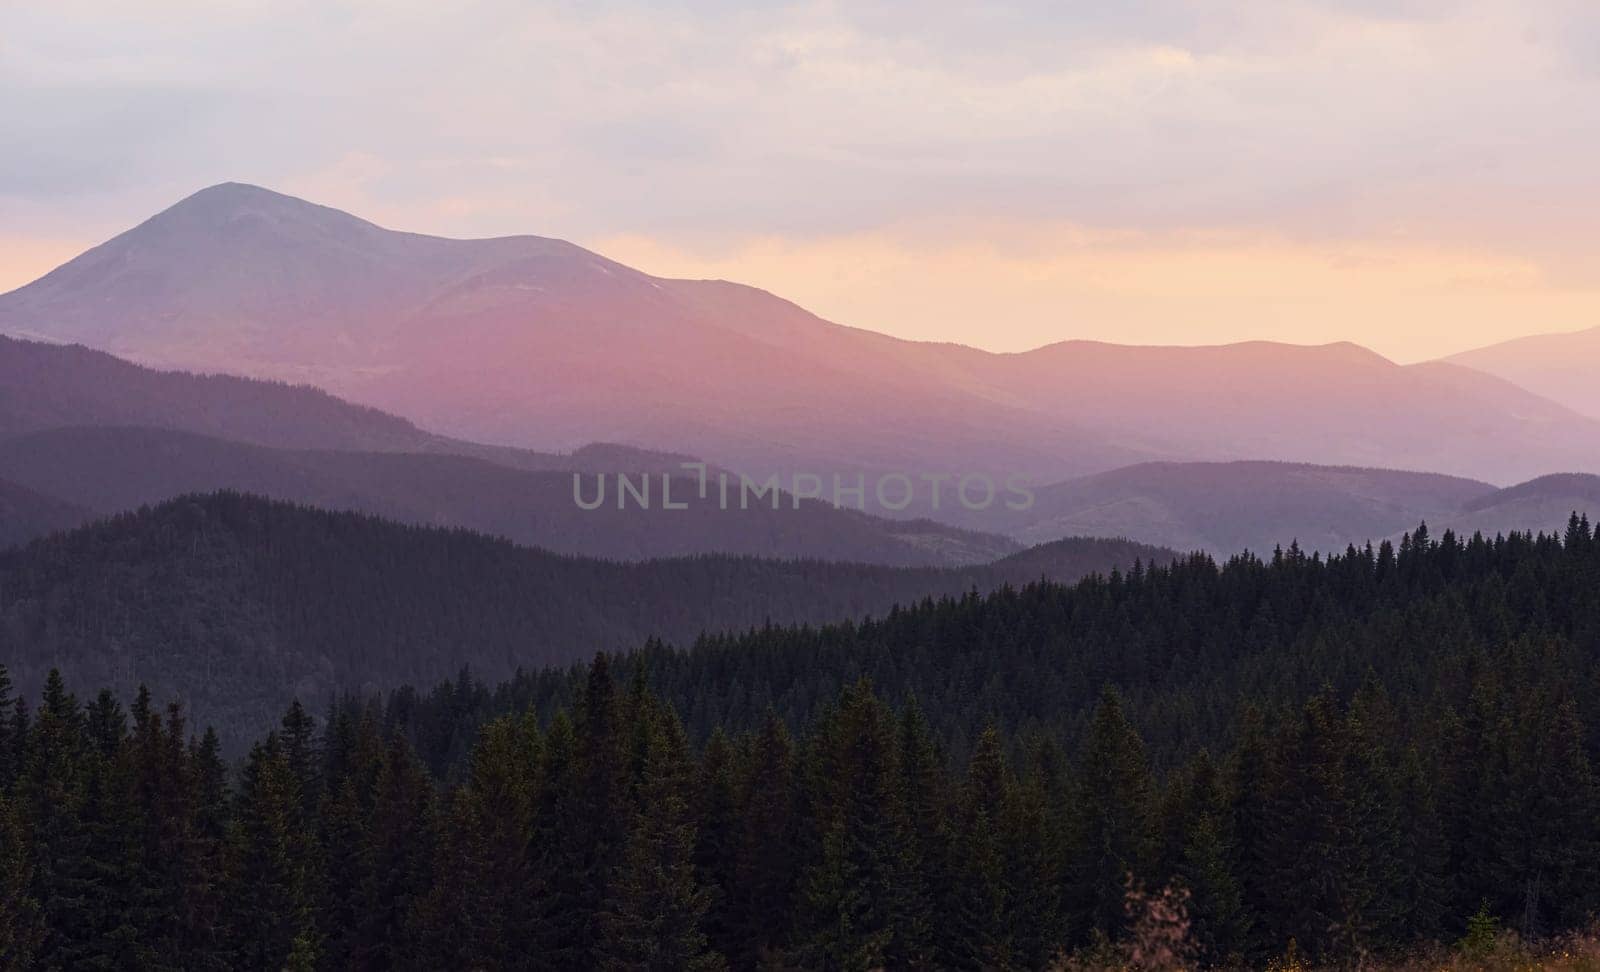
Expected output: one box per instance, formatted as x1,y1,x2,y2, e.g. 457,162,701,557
147,181,382,237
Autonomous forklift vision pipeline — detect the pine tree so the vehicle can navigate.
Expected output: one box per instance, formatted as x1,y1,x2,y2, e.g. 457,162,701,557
1063,686,1154,945
528,710,588,967
1228,704,1278,960
891,695,951,969
1388,746,1449,943
183,727,231,969
730,708,799,966
224,737,317,971
1002,758,1060,969
410,787,491,969
1513,697,1599,935
313,776,367,968
574,653,628,965
598,710,725,971
1167,751,1246,963
693,727,740,960
0,789,44,968
1256,693,1371,960
948,725,1011,969
23,670,98,969
279,700,321,825
472,711,543,961
791,682,905,970
351,733,434,967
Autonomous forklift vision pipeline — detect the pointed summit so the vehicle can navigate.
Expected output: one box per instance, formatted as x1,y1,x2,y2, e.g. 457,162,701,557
0,182,453,366
146,181,374,230
4,183,1599,484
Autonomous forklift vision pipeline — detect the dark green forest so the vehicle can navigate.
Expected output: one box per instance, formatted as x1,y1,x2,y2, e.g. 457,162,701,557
3,515,1600,968
0,491,1168,744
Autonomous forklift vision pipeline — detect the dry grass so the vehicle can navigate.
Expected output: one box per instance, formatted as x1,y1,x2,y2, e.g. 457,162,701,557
1378,929,1600,972
1052,882,1600,971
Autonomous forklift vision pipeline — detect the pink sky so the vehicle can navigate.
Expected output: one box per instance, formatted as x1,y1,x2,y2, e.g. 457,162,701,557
3,1,1598,361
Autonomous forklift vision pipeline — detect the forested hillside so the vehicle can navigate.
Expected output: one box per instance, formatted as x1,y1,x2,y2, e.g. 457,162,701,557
380,517,1600,775
5,512,1600,969
0,491,1168,742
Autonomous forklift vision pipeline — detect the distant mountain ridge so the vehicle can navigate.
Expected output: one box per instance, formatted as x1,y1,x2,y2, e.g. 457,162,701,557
6,183,1600,483
963,460,1499,556
0,333,674,471
3,332,1597,562
1414,473,1600,543
1447,325,1600,420
0,425,1018,565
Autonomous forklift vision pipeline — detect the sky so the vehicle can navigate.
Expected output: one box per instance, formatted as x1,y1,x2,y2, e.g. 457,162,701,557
2,0,1598,361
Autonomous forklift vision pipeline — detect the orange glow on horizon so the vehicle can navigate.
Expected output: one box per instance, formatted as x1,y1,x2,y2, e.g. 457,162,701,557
592,228,1600,363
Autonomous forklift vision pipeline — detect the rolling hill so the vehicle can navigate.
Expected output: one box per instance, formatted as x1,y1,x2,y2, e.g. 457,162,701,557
0,477,89,548
1447,325,1600,420
1411,473,1600,542
0,333,709,479
0,491,1173,739
943,460,1496,555
0,425,1018,564
6,183,1599,484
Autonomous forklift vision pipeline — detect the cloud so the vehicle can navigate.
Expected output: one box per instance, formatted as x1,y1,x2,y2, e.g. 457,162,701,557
1,0,1597,353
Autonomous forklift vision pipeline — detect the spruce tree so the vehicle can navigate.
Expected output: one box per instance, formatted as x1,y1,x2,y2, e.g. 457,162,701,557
528,710,588,967
730,708,799,966
598,711,725,971
1063,686,1154,945
791,682,904,970
351,733,434,968
224,738,317,971
183,727,231,970
891,695,951,969
0,790,44,968
693,727,740,960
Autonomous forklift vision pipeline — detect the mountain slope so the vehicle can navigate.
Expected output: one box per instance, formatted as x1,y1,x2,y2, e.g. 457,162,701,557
0,184,1142,482
1415,473,1600,542
0,333,429,450
0,425,1018,564
1446,325,1600,420
957,460,1496,555
0,491,1173,738
12,183,1600,483
0,477,89,548
973,341,1600,483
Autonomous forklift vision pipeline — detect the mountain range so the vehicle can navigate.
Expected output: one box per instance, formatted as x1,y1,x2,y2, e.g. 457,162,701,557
5,183,1600,485
3,330,1597,563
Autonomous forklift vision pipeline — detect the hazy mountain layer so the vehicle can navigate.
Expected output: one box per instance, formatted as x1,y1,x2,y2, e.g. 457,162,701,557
1448,325,1600,420
962,460,1498,555
7,184,1598,483
1408,473,1600,543
0,426,1018,564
